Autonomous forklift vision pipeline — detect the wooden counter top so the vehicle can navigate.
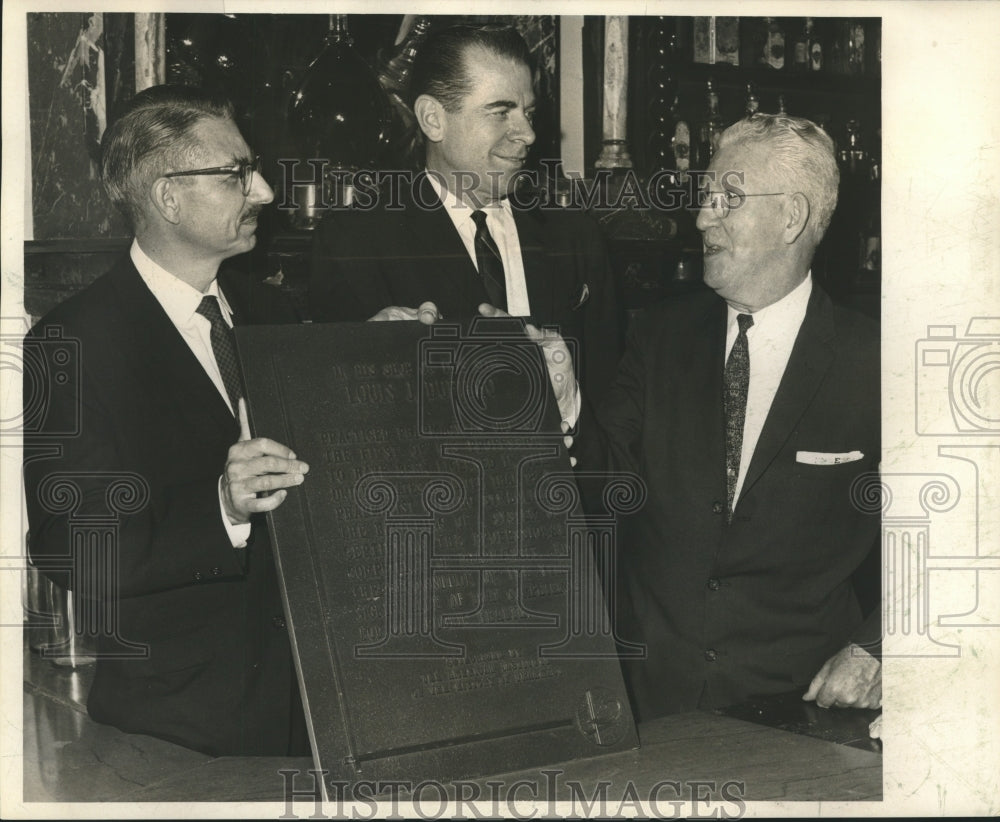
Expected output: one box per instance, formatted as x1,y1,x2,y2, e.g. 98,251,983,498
22,648,880,807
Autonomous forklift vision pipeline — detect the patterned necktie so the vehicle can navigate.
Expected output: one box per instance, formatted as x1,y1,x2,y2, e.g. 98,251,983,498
196,295,243,415
724,313,754,521
470,209,507,311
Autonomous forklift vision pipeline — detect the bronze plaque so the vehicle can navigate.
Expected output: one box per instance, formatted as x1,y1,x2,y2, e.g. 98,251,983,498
235,318,638,795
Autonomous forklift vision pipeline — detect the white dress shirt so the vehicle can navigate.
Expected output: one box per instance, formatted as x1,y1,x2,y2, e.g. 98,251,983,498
131,240,251,547
725,274,813,504
426,172,532,316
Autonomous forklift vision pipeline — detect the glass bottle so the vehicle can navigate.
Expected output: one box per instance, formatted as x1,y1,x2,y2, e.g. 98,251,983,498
808,18,824,71
744,82,760,117
670,94,691,178
763,17,785,70
792,18,810,73
847,20,866,75
697,79,724,167
288,14,392,174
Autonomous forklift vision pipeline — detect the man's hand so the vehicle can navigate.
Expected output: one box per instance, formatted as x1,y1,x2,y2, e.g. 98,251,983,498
369,301,442,324
477,303,580,428
802,643,881,709
222,399,310,525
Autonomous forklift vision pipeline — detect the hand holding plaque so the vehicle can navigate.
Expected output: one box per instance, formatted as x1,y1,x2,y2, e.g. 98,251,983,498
477,302,581,427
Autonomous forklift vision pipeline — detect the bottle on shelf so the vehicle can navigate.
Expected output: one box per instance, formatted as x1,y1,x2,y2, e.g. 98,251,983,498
287,14,392,224
762,17,786,70
777,94,788,115
670,94,691,179
696,79,724,168
792,18,810,73
739,18,766,70
858,128,881,280
839,119,867,177
847,20,866,75
808,18,824,71
744,82,760,118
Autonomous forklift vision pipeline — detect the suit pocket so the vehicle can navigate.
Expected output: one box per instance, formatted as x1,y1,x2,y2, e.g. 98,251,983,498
116,631,215,678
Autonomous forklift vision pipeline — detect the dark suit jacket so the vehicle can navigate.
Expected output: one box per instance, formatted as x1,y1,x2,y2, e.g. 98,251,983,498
23,255,307,756
574,284,881,721
309,173,623,403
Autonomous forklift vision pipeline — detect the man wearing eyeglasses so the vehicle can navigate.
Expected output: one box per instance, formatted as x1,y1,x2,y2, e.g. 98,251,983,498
559,114,882,726
24,85,310,756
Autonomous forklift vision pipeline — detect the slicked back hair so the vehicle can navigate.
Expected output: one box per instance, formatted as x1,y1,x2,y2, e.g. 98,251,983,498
408,23,534,113
100,84,235,229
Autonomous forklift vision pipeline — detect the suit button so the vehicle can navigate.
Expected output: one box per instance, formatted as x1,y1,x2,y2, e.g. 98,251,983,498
707,578,720,591
712,501,724,515
211,567,223,576
704,649,718,662
193,571,203,581
272,615,286,629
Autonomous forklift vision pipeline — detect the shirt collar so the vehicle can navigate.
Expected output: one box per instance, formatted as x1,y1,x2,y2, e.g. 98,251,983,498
425,170,511,231
130,239,232,327
727,273,813,335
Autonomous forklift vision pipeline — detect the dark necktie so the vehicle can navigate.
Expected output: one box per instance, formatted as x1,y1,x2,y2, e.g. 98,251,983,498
196,295,243,415
470,209,507,311
724,312,754,521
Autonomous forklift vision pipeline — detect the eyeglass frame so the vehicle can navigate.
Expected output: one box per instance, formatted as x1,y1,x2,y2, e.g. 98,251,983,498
697,189,788,219
162,155,262,196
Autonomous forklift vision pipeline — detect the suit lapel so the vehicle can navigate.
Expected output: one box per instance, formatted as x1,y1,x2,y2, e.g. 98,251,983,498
107,258,239,440
400,174,486,313
513,207,556,319
740,286,836,497
673,296,728,493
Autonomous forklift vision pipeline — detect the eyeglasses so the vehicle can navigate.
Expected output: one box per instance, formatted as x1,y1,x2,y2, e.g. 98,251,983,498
163,156,262,196
697,189,787,219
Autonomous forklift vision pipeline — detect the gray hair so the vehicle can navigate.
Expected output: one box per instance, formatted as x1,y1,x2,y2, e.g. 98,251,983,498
718,114,839,241
100,84,235,229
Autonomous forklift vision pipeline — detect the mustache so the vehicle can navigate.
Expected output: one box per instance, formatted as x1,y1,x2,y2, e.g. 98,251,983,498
241,207,263,222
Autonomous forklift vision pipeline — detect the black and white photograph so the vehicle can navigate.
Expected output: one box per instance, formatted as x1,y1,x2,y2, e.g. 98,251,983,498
1,1,997,818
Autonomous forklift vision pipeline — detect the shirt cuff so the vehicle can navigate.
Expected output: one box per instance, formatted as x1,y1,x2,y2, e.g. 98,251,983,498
561,380,581,428
218,476,251,548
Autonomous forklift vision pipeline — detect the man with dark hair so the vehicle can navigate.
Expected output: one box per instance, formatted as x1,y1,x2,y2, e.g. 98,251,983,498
309,22,622,403
535,114,882,725
24,84,311,756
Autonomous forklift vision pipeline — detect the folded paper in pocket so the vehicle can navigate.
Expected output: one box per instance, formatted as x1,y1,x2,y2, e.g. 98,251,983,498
796,450,864,465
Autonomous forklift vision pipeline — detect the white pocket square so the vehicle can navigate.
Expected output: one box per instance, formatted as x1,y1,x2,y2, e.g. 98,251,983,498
796,450,864,465
571,283,590,310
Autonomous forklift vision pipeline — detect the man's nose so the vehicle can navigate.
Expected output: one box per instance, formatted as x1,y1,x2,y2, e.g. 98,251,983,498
249,171,274,206
509,112,536,145
695,197,717,232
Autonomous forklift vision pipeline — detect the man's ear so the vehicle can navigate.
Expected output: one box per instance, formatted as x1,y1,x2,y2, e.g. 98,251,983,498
783,192,810,244
150,178,181,225
414,94,445,144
